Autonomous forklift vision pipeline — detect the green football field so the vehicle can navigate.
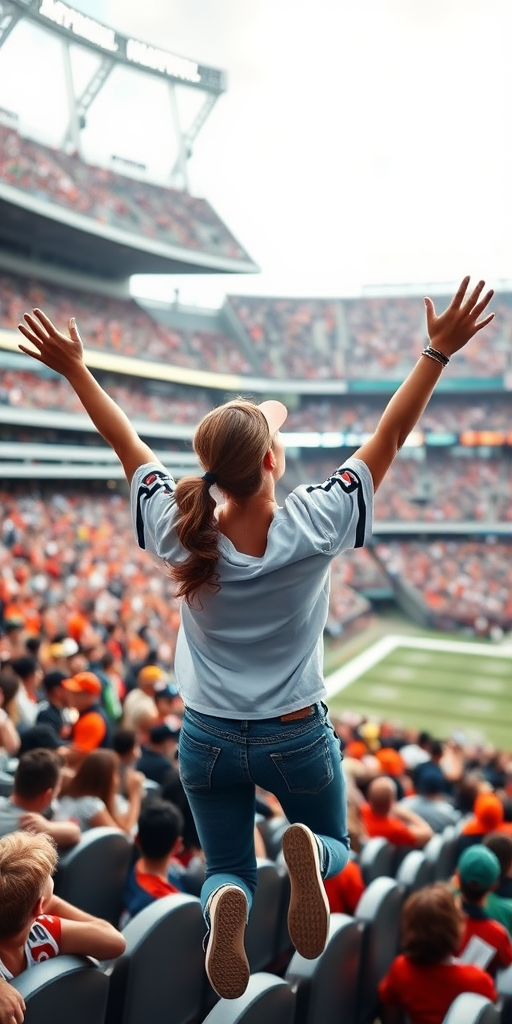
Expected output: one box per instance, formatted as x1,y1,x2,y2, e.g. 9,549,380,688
326,635,512,749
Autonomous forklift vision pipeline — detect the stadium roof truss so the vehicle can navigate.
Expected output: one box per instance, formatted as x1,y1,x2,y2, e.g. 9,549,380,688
0,0,227,190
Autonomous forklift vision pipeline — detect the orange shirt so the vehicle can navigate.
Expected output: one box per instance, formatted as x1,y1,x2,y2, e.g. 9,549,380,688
72,710,107,753
361,803,418,846
378,955,496,1024
324,859,365,915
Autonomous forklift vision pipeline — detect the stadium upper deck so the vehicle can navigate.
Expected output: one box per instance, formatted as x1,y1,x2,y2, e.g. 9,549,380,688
0,124,258,277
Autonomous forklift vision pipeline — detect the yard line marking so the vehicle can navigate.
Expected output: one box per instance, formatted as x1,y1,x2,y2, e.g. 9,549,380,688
326,633,512,699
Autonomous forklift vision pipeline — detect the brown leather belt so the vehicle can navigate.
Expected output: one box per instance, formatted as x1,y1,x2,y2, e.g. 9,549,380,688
280,705,314,722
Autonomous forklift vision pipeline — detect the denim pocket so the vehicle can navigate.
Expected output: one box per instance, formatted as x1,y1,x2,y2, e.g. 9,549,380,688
178,729,221,792
270,732,334,794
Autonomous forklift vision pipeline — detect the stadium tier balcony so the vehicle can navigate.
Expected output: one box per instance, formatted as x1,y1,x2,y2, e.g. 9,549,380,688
375,537,512,631
226,292,512,382
0,270,254,374
0,125,256,276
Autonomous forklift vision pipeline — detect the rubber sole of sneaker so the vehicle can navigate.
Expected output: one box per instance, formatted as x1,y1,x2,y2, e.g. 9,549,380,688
282,823,330,960
205,886,250,1000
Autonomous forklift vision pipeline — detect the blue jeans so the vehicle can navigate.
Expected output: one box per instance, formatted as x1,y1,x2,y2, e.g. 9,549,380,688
178,702,350,916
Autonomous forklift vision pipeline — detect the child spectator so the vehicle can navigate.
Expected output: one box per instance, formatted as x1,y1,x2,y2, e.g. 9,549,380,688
483,833,512,932
36,670,73,740
0,830,125,978
378,884,496,1024
0,749,79,848
122,799,184,923
457,845,512,975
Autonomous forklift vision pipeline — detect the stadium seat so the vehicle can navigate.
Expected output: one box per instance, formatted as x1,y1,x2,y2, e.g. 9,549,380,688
273,863,293,963
246,859,287,973
360,837,396,885
11,955,109,1024
354,876,406,1024
432,825,460,881
256,816,288,861
441,992,500,1023
285,912,364,1024
105,893,206,1024
53,827,133,926
396,849,433,891
496,961,512,1024
201,973,295,1024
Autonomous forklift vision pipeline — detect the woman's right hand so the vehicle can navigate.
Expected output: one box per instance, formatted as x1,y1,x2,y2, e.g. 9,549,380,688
18,309,85,378
424,277,494,357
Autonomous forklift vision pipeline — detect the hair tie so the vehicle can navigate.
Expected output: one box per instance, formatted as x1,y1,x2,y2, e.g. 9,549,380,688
202,471,217,486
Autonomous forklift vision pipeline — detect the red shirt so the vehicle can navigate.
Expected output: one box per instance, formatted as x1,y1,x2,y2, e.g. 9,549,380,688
361,803,417,846
378,954,496,1024
324,859,365,915
460,911,512,975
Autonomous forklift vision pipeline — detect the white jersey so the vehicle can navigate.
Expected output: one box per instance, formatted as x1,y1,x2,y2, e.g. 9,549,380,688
131,457,373,719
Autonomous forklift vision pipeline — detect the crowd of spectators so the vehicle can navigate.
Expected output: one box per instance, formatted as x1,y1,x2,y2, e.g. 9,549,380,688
0,626,511,1024
0,125,249,262
376,538,512,632
227,292,512,381
3,269,512,383
303,451,512,524
3,356,512,441
0,271,252,374
0,485,368,670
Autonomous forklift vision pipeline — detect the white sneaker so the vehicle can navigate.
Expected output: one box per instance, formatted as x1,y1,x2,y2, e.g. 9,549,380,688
205,885,250,1000
282,823,330,959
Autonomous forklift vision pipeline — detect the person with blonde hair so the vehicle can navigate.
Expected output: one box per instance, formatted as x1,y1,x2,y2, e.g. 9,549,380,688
0,831,126,979
17,278,494,999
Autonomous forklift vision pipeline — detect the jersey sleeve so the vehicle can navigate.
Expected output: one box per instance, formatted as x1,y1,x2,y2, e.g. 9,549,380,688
130,463,180,560
294,457,373,556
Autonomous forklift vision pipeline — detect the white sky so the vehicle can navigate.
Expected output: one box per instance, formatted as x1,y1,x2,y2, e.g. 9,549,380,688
0,0,511,307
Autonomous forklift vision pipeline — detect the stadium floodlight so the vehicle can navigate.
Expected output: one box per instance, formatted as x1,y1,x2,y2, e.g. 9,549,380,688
1,0,227,187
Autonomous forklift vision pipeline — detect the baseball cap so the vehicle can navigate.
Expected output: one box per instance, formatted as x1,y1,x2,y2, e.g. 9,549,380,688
458,845,500,891
154,682,180,701
138,665,165,686
474,793,505,831
62,671,102,696
375,747,405,777
43,670,71,693
150,723,180,744
258,400,288,436
417,766,445,796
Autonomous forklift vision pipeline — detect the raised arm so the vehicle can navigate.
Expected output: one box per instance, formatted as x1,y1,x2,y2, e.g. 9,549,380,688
17,310,160,483
353,277,494,490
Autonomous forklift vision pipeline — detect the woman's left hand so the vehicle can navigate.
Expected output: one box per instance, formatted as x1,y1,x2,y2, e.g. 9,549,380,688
18,309,85,378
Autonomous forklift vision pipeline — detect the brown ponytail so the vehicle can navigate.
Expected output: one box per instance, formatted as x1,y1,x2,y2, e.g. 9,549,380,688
170,400,271,606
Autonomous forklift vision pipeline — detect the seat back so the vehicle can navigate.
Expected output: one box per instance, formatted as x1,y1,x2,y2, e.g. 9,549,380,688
105,893,206,1024
360,838,396,885
246,860,286,972
202,973,295,1024
433,827,459,881
355,876,406,1024
12,955,109,1024
286,913,363,1024
54,827,133,926
396,850,433,891
256,817,288,861
441,993,500,1023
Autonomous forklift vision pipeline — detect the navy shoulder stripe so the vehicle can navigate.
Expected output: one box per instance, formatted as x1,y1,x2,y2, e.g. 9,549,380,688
136,470,174,550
